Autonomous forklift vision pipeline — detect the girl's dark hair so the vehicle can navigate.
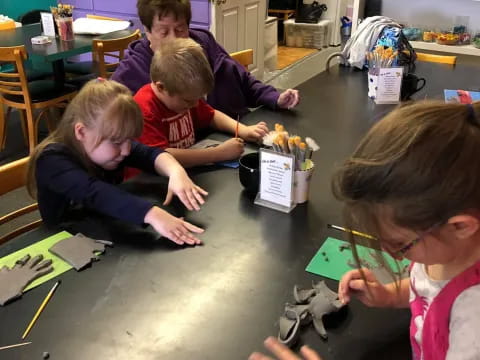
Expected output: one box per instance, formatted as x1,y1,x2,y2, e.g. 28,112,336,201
332,101,480,277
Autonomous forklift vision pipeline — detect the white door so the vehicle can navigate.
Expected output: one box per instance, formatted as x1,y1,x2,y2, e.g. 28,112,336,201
212,0,265,79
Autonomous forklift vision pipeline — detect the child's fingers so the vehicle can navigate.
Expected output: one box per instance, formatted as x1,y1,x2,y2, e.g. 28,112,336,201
249,353,274,360
192,187,206,205
338,269,363,303
195,185,209,196
177,191,194,211
167,231,185,245
183,220,204,233
300,345,322,360
163,189,174,206
348,279,369,292
263,336,301,360
185,190,201,211
174,229,201,245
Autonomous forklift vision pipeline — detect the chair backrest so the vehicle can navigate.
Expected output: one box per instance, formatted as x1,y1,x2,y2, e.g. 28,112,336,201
230,49,254,69
92,29,142,79
0,46,32,106
0,157,41,245
416,52,457,65
18,10,49,25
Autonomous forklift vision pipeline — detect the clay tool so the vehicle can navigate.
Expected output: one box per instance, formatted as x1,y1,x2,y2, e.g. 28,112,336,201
0,342,32,351
327,224,375,240
22,280,61,339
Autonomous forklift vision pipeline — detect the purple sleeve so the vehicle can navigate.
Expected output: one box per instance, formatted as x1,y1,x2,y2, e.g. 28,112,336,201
36,150,154,225
111,38,152,94
191,29,280,111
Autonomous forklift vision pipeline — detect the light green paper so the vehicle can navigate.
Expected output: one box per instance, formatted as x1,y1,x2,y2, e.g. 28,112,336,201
0,231,74,291
306,237,410,281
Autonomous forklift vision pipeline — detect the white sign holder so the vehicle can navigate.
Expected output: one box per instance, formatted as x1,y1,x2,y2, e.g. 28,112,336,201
41,12,56,37
254,148,296,213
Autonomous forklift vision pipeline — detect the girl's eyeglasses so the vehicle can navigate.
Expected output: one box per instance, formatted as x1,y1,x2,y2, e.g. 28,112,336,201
385,223,442,258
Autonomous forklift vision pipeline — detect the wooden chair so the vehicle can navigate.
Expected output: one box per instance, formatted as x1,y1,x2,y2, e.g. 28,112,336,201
0,157,41,245
92,29,141,79
416,52,457,65
0,45,77,152
230,49,254,69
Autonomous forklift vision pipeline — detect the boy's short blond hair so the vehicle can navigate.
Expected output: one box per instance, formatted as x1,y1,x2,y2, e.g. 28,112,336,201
150,38,214,97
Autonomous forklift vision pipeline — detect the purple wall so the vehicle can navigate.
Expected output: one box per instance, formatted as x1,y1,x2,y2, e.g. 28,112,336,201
64,0,211,61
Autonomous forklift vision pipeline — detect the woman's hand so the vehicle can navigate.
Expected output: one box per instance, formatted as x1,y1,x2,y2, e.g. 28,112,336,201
144,206,203,245
249,337,322,360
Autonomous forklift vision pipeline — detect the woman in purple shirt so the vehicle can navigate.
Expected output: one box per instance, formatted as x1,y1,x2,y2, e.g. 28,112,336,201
112,0,300,119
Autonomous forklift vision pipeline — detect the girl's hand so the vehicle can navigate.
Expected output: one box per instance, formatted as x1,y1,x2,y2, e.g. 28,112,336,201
144,206,204,245
338,268,396,307
214,138,245,161
164,168,208,211
239,122,269,143
249,337,322,360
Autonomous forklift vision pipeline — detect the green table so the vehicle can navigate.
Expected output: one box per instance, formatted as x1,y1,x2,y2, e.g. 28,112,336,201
0,23,135,87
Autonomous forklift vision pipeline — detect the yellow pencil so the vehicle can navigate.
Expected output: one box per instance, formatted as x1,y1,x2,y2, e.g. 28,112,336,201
22,280,61,340
327,224,375,240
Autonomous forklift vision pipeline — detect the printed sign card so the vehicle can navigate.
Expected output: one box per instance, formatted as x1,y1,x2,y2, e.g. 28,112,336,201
374,67,403,104
41,12,56,37
254,149,296,213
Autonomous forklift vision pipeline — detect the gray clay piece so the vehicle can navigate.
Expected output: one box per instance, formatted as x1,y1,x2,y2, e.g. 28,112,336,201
49,233,113,271
0,254,53,306
279,281,346,345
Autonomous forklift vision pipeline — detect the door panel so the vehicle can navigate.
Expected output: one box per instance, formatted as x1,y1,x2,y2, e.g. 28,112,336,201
214,0,264,78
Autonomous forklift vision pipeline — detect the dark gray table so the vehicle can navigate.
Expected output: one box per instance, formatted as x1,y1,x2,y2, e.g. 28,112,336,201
1,61,479,360
0,23,133,86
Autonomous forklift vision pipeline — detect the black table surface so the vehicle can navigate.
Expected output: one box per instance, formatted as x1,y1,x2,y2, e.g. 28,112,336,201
0,23,134,62
1,62,480,360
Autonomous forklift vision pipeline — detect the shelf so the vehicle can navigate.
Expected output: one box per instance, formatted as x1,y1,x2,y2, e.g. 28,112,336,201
410,41,480,57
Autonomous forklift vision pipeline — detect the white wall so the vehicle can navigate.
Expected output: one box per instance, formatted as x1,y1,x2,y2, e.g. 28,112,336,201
382,0,480,31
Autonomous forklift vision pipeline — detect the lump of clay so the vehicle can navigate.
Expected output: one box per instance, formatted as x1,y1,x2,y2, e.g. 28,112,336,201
49,233,113,271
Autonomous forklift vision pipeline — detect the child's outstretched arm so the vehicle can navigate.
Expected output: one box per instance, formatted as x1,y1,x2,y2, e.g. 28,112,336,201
153,152,208,211
338,268,410,308
211,110,269,143
165,138,244,168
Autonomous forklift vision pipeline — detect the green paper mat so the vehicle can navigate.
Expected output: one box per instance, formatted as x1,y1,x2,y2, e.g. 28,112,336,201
0,231,74,291
306,237,410,281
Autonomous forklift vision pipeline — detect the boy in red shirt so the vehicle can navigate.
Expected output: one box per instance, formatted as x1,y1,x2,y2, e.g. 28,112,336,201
133,38,269,168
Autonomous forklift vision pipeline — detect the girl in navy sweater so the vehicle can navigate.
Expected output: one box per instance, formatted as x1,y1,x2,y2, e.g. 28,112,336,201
27,79,208,245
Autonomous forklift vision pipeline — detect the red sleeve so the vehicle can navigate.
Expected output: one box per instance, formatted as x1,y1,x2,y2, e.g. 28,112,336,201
191,99,215,130
134,88,170,149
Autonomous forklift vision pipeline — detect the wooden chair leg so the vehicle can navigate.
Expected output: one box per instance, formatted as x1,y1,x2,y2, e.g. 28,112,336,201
25,106,37,153
0,105,7,151
18,109,29,147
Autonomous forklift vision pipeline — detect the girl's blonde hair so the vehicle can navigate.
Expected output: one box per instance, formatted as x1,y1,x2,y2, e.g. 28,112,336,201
27,79,144,198
332,101,480,276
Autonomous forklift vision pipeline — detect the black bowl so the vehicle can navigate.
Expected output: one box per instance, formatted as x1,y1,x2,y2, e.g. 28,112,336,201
239,152,260,194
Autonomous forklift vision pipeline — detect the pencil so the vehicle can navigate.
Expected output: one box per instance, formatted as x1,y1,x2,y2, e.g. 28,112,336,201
327,224,375,240
235,115,239,138
22,280,61,340
0,342,32,351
